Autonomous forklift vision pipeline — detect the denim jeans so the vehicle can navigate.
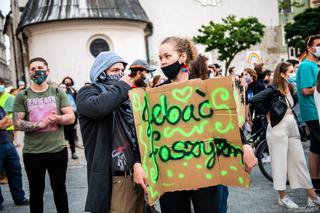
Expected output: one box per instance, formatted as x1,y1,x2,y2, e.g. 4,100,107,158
0,142,26,204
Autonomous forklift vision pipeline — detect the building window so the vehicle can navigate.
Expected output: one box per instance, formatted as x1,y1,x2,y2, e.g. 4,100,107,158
89,38,110,57
289,47,296,58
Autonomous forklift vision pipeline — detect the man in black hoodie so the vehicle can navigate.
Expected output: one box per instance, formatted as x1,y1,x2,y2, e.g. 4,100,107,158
76,52,147,213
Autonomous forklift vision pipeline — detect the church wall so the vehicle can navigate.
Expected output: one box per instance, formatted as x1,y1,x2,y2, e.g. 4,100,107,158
24,20,147,88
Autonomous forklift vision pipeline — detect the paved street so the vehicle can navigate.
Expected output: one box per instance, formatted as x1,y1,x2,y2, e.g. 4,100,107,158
1,132,319,212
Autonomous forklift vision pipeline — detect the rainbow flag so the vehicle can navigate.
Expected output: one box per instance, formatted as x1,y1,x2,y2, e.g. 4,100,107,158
298,51,307,61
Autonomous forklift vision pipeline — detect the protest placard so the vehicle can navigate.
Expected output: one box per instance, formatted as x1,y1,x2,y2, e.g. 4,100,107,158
129,77,249,204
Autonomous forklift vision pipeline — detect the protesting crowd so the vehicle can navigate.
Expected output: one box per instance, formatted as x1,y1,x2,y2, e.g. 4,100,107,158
0,34,320,213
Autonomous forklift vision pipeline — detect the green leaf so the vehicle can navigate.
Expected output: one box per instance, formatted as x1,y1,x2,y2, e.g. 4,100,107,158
194,15,265,73
284,7,320,54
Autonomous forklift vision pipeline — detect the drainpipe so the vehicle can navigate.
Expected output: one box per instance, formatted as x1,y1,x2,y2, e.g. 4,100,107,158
10,16,19,87
144,23,153,76
16,31,26,85
144,23,153,63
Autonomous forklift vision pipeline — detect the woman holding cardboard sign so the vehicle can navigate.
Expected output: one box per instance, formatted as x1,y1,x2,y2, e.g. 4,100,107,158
157,36,257,213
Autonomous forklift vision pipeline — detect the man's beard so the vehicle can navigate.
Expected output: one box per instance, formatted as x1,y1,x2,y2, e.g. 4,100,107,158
134,77,147,87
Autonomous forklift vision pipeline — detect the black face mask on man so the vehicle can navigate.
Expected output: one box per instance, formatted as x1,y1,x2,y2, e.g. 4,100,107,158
161,60,182,80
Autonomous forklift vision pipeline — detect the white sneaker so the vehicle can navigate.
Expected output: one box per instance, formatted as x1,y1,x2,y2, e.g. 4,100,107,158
308,196,320,207
279,195,299,209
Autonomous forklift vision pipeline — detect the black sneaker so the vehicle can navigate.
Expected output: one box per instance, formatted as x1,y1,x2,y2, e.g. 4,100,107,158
15,198,29,206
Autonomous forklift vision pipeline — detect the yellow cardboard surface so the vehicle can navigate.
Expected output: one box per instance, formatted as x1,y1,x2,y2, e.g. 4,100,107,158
129,77,249,204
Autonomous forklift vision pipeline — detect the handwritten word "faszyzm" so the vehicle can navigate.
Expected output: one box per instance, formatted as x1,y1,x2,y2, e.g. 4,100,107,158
149,138,243,180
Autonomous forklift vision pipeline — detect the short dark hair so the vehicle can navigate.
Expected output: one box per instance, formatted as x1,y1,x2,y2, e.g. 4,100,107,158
130,68,146,78
306,34,320,53
0,78,5,85
228,67,235,74
286,59,299,66
62,76,74,86
264,69,272,76
29,57,48,67
213,63,221,69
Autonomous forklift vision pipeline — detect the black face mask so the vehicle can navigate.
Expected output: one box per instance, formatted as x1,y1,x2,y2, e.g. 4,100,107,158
161,60,182,80
264,80,270,85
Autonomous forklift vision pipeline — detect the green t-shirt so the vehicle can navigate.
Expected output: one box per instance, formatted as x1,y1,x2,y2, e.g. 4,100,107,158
296,59,319,122
13,86,70,153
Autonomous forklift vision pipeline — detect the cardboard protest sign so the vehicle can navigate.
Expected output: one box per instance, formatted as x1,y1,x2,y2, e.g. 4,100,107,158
129,77,249,205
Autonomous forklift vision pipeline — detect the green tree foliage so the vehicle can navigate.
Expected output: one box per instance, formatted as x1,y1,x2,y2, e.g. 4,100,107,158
285,7,320,54
194,16,265,74
279,0,305,13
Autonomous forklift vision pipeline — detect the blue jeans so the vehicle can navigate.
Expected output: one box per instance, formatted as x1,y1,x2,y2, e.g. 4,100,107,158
0,142,26,204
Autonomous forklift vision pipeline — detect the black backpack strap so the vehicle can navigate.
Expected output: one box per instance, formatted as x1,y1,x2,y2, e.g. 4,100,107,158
24,88,28,108
52,86,62,111
55,87,60,97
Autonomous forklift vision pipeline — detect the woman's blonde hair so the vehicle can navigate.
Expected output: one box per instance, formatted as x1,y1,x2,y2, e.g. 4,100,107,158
161,36,198,64
273,62,291,96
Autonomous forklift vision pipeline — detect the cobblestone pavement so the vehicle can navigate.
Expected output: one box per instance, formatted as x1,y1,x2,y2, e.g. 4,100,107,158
1,132,319,212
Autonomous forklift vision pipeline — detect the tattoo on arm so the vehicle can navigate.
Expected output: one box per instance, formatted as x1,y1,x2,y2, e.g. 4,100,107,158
58,114,71,124
58,107,75,125
13,112,42,132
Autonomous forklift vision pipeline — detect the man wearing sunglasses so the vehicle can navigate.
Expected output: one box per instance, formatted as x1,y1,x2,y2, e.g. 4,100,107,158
13,57,75,213
296,35,320,192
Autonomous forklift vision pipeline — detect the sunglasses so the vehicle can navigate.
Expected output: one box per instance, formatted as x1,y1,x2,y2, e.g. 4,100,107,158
30,66,47,72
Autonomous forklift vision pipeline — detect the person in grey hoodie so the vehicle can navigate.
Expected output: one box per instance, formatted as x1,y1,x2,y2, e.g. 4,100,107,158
76,52,147,213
